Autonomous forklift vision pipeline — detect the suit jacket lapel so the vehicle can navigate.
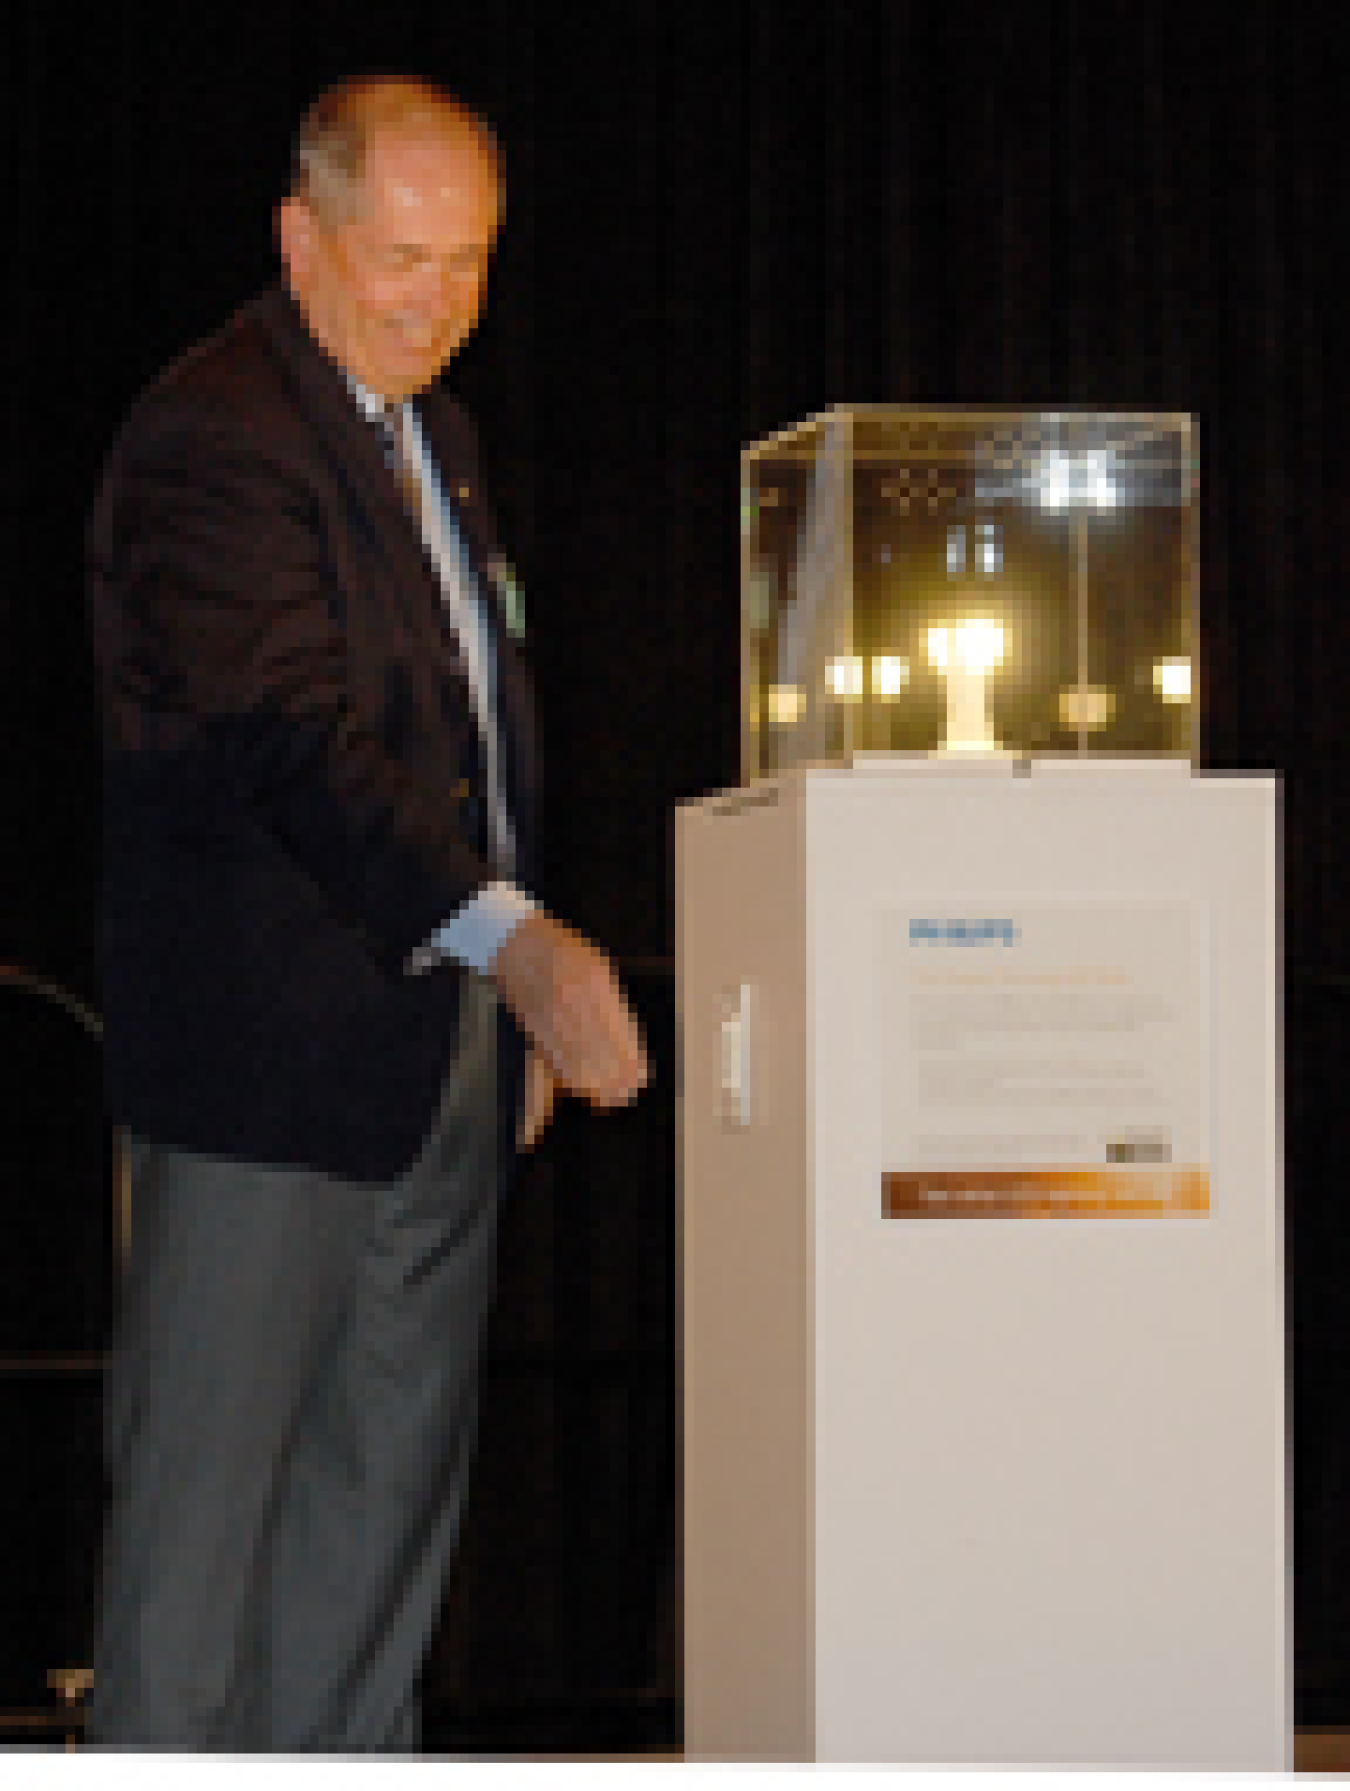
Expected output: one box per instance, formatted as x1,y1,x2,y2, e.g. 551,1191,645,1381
256,287,506,624
253,286,527,762
254,287,448,617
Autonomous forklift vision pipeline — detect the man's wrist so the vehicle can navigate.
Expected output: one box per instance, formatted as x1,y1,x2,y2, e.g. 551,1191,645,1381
405,882,540,975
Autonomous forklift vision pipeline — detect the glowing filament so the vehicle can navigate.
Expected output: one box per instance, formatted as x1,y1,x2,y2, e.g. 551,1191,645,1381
927,619,1006,675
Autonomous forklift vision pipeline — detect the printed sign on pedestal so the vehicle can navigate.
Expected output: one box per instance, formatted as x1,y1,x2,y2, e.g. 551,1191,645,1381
878,901,1209,1218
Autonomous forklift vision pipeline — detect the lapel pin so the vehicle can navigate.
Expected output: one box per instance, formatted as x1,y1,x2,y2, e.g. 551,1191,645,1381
487,555,528,639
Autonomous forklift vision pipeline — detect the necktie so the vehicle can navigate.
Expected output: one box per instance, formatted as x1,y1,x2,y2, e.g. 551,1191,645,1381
377,400,516,874
379,401,424,518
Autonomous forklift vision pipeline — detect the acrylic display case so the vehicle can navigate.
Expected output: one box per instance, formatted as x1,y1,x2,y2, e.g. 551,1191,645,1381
741,407,1197,778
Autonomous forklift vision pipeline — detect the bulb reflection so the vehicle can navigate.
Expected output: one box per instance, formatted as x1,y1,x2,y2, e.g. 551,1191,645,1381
871,655,910,699
1059,686,1116,731
1153,657,1192,703
825,656,865,701
767,684,805,726
1033,451,1118,512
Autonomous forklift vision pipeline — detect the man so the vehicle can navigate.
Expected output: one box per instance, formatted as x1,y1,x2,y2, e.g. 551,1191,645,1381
84,75,648,1751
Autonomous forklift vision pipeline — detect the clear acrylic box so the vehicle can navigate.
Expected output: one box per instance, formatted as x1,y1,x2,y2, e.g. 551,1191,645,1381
741,406,1197,778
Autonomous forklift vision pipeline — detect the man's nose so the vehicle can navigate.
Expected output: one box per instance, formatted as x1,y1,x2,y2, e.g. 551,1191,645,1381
419,262,480,309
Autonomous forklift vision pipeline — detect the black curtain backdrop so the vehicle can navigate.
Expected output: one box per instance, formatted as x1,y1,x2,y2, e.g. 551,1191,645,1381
2,0,1347,1741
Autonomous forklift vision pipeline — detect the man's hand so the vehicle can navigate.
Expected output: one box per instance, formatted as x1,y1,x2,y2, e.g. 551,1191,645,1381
491,913,649,1110
516,1049,557,1151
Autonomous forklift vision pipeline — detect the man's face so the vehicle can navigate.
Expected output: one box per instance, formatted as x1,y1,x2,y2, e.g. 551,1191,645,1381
278,124,501,400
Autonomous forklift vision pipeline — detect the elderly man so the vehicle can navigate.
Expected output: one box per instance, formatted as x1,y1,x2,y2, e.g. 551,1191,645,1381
85,75,647,1751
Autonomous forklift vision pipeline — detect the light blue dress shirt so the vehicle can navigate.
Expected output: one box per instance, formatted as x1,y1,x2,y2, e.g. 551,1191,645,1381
346,377,538,973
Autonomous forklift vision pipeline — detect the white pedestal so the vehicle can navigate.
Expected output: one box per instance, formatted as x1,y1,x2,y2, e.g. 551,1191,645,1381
676,762,1288,1767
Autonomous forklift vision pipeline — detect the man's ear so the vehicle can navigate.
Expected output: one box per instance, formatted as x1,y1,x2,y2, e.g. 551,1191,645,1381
276,196,315,283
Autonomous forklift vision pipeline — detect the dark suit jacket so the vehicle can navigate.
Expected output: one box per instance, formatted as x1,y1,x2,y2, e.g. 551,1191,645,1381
87,285,539,1180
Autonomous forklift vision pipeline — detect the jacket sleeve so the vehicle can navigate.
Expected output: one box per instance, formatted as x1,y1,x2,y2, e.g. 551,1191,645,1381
90,404,494,975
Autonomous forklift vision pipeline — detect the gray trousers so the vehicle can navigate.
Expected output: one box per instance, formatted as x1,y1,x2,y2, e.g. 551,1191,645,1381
87,979,502,1753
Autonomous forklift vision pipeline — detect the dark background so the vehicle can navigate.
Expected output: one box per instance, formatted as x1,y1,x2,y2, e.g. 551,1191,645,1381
1,0,1346,1746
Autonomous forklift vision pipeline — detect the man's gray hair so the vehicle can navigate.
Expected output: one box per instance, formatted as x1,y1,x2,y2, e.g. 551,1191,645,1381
290,75,504,221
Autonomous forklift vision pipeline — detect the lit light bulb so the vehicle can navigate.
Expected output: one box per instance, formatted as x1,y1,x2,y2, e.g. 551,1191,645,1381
871,655,910,699
767,684,805,726
825,656,865,701
957,618,1005,673
928,619,1005,675
1153,657,1192,703
927,618,1010,754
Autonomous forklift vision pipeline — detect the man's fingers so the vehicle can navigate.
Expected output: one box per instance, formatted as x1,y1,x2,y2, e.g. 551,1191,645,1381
544,968,648,1101
516,1050,557,1151
492,913,648,1107
544,1017,646,1106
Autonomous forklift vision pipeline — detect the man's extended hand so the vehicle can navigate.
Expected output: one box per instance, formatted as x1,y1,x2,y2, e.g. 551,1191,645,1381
492,913,649,1110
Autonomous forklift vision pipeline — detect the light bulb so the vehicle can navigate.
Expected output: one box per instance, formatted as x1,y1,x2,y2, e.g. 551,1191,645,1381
927,619,1009,754
957,619,1005,673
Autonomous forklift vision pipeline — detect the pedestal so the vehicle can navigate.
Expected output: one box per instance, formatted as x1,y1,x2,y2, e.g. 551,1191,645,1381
676,761,1288,1766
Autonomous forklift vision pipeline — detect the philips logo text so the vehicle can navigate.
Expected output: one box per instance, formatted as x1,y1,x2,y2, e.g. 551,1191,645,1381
909,918,1019,946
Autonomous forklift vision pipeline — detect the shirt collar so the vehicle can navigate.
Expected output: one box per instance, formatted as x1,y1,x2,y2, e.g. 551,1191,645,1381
343,371,404,423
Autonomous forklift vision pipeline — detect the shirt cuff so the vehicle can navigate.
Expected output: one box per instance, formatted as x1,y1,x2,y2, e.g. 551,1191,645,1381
405,881,541,976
